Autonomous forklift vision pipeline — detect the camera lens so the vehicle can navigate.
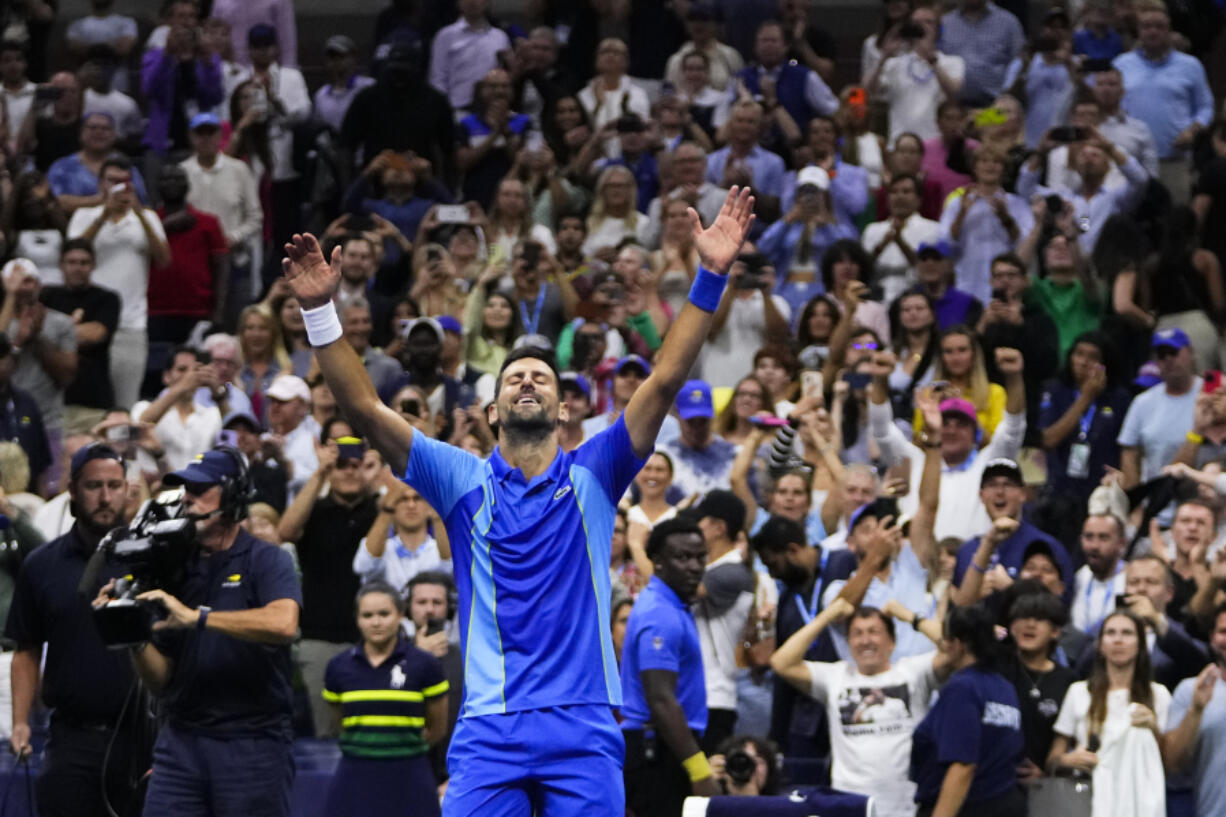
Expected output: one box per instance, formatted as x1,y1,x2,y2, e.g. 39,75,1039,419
724,749,757,786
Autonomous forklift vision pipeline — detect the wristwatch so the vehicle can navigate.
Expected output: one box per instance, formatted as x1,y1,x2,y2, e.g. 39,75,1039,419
197,605,211,630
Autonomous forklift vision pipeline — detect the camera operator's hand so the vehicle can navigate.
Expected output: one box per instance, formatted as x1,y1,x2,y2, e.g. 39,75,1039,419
693,776,722,797
9,723,31,759
136,589,200,630
92,579,117,609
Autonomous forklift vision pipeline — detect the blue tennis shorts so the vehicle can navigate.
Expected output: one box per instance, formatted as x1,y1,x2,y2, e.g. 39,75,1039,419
444,704,624,817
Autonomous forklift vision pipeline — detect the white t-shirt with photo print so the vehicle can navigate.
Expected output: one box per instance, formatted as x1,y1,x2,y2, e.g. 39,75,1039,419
804,653,939,817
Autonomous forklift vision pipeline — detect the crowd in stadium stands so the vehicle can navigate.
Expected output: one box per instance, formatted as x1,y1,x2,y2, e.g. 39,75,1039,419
2,0,1226,814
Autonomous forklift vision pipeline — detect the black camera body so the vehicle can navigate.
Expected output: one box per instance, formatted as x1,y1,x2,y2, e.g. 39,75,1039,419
724,748,758,787
86,489,198,648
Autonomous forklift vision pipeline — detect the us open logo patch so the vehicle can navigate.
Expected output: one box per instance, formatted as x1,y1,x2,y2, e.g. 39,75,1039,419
222,573,242,588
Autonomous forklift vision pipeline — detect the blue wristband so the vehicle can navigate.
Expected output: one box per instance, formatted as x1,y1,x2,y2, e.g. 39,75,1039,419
688,265,726,312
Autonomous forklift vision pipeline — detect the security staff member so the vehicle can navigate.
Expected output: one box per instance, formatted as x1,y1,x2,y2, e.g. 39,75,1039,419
621,517,720,817
109,447,302,817
6,444,143,817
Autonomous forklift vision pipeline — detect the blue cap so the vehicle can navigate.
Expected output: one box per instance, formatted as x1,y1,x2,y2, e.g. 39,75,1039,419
163,449,243,488
677,379,714,420
615,354,652,377
1152,327,1190,351
221,410,260,431
70,442,123,481
189,112,221,131
917,240,952,259
1134,360,1162,388
437,315,462,335
559,371,591,398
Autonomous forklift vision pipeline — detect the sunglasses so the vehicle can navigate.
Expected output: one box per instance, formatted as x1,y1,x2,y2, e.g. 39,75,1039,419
851,342,879,351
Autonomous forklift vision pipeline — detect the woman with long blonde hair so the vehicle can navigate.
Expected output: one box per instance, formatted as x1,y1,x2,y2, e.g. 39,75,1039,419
583,165,649,257
237,303,292,418
924,326,1004,442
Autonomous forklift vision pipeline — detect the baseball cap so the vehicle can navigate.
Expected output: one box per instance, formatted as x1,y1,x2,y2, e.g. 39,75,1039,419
917,240,952,259
266,374,311,403
615,354,652,378
163,448,244,488
848,496,900,533
189,112,221,131
559,371,591,399
70,442,123,481
1134,360,1162,389
796,165,830,191
1152,327,1190,351
1,258,39,287
677,379,714,420
690,489,747,537
324,34,357,56
437,315,462,335
222,410,260,432
403,316,445,344
939,397,978,427
980,457,1023,487
247,23,277,47
1021,540,1065,580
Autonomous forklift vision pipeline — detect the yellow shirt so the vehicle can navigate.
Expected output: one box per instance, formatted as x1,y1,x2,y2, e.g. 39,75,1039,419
912,383,1006,444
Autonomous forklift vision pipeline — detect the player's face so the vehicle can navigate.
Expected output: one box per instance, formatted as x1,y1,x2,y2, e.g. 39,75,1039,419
495,358,564,436
848,614,894,675
357,591,402,647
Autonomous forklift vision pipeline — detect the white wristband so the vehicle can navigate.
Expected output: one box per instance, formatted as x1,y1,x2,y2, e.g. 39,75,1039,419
302,301,343,347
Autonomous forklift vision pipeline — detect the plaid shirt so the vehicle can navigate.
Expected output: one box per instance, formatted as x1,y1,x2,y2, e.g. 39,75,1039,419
939,3,1025,105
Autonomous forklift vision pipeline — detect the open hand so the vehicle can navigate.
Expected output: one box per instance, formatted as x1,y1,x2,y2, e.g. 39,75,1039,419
282,233,341,310
691,186,755,274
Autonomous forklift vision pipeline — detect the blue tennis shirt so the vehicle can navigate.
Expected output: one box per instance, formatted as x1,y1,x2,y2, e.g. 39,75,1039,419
403,415,646,717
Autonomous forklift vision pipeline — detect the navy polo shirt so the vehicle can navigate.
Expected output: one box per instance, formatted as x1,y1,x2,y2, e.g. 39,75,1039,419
404,416,645,718
152,529,302,739
4,528,134,723
323,638,448,759
1038,382,1129,502
910,666,1024,806
954,521,1074,603
619,575,707,732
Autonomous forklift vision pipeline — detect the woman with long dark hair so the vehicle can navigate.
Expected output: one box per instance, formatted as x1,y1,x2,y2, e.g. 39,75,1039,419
462,262,522,377
1038,332,1129,508
887,291,938,421
1134,205,1225,372
1048,610,1168,817
796,294,841,369
1,170,66,282
822,239,890,343
910,604,1026,817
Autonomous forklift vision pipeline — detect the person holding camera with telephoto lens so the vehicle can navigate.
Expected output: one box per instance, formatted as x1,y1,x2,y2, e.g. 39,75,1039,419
94,446,302,817
710,735,780,797
6,443,144,817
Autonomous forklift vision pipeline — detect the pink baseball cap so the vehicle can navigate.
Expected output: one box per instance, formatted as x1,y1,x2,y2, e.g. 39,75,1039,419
938,397,978,428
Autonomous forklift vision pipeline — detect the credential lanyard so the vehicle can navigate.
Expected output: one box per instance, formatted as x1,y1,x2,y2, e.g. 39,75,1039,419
794,548,831,624
518,286,547,336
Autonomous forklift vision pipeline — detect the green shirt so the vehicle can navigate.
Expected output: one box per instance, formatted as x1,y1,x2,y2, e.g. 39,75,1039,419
1029,277,1103,361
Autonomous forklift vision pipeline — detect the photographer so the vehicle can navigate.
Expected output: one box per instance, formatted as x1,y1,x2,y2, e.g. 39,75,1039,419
710,735,780,796
106,447,300,817
699,250,791,388
6,443,141,817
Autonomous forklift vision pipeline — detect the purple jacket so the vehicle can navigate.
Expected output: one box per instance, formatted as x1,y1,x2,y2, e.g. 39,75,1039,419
140,49,224,155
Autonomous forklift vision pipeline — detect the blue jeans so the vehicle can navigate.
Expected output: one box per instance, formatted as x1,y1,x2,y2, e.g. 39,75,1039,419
142,725,294,817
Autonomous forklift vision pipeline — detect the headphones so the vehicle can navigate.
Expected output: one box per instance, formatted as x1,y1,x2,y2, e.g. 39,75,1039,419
408,570,459,620
212,444,256,523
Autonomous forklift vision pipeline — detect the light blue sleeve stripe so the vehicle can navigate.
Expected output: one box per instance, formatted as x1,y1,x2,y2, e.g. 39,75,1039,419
570,463,622,705
460,471,508,716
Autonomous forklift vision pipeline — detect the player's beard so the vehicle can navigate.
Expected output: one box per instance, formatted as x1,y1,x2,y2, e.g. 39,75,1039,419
501,402,555,445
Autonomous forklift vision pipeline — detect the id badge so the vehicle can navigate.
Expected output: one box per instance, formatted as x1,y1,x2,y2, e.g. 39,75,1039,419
1067,442,1091,479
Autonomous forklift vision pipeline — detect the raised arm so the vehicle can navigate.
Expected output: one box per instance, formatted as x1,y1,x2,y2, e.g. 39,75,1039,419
283,234,415,474
769,596,853,691
623,187,755,458
911,386,944,568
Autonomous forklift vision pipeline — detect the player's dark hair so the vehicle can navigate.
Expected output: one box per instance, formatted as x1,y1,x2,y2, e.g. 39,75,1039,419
495,346,561,395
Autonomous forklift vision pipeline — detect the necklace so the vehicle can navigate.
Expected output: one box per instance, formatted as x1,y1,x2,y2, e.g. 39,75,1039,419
1016,661,1047,700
